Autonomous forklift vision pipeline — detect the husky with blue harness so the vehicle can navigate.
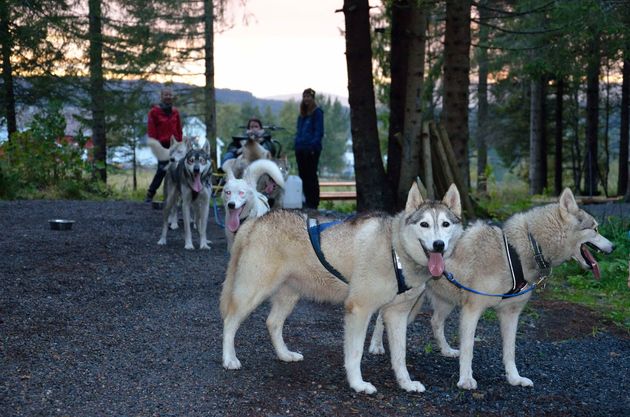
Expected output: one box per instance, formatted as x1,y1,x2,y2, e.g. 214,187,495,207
220,183,463,394
372,188,614,391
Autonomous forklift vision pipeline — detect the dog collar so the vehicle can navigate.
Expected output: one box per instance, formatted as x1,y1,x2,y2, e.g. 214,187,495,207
528,233,552,281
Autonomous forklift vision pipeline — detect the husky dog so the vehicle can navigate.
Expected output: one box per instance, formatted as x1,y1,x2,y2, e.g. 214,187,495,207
220,183,463,393
372,188,614,390
222,159,285,251
222,138,271,179
157,139,213,250
147,136,188,229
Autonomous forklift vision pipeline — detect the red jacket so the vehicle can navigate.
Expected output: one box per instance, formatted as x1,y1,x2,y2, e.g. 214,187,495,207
147,105,183,148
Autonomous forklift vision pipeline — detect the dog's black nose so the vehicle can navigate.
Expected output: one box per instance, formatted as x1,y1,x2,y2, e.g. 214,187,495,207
433,240,445,252
228,202,235,209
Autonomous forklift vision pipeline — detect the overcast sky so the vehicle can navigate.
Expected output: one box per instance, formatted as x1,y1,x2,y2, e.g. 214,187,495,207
211,0,349,99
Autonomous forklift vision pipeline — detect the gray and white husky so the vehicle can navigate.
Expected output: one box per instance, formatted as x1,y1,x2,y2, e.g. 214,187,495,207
220,183,463,394
370,188,614,390
222,159,285,251
157,139,213,250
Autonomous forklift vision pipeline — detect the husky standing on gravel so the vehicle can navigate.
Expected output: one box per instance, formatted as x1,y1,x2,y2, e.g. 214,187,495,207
371,188,615,391
220,183,463,394
222,159,285,252
157,139,213,250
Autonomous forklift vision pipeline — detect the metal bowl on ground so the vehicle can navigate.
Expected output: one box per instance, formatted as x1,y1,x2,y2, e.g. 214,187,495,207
49,219,75,231
152,201,164,210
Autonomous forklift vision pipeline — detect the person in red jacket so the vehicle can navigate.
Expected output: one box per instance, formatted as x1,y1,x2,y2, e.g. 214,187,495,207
145,87,183,202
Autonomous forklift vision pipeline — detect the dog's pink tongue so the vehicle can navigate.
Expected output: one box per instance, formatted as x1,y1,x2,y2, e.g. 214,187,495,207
227,207,243,233
428,252,445,277
193,173,202,193
581,244,601,280
265,181,275,194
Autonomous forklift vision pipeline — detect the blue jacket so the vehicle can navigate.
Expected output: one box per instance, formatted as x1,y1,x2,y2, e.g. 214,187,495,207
295,107,324,152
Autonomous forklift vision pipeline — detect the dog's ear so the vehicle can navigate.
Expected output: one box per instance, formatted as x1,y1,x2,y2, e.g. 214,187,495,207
170,136,177,147
225,167,235,181
559,187,579,216
405,182,424,213
442,183,462,218
202,138,211,155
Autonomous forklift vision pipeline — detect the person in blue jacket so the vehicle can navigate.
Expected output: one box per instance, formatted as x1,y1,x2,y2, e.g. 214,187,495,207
294,88,324,209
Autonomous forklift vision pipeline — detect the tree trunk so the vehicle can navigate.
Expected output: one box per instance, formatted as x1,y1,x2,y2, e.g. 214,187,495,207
442,0,471,188
204,0,217,166
540,76,548,189
386,0,410,210
343,0,391,211
398,4,428,204
618,57,629,197
529,78,544,195
476,0,489,194
554,78,564,195
584,35,600,196
88,0,107,182
0,0,17,137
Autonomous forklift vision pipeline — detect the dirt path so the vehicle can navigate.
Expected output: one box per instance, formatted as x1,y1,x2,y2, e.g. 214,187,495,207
1,200,628,417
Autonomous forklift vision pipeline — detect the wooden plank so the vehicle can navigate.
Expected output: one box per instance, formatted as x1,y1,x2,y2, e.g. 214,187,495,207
319,181,356,187
320,191,357,201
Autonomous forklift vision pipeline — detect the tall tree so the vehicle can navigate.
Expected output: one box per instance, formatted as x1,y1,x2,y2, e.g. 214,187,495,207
475,0,489,194
584,33,600,196
398,3,428,204
88,0,107,182
0,0,16,137
442,0,472,187
203,0,217,165
554,78,564,194
342,0,391,211
529,77,544,194
619,56,629,197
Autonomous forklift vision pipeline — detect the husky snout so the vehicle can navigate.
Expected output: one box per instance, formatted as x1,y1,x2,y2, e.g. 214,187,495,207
433,240,445,253
228,201,236,209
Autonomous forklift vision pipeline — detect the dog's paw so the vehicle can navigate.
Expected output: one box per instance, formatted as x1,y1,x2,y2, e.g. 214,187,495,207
457,377,478,390
368,342,385,355
223,358,242,370
508,375,533,387
441,347,459,358
350,381,377,395
199,242,211,250
278,351,303,362
169,223,179,230
184,243,194,250
399,380,426,393
157,238,166,246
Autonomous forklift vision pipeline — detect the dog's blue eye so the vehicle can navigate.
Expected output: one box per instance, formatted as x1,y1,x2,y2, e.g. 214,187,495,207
420,222,429,228
442,221,450,227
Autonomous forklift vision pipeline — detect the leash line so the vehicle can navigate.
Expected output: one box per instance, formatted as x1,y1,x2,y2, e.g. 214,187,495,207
442,271,537,298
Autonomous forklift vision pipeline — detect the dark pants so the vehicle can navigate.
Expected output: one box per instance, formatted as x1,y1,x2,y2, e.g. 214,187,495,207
295,149,321,209
147,160,169,199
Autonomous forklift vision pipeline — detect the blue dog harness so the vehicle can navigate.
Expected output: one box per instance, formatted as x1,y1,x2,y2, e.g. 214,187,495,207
307,217,411,294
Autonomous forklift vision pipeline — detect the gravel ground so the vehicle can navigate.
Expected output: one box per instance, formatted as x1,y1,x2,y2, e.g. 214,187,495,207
1,200,629,417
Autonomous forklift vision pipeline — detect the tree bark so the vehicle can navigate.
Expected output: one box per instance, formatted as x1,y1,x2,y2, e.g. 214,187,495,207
398,4,428,204
0,0,17,137
442,0,472,187
554,78,564,195
584,35,600,196
476,0,489,194
529,79,544,194
204,0,217,166
88,0,107,182
343,0,391,211
386,0,410,210
618,57,629,197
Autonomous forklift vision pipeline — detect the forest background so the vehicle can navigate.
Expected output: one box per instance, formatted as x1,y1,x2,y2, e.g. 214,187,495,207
1,0,630,213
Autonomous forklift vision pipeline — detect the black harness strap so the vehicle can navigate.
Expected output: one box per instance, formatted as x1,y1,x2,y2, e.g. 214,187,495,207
307,218,349,284
503,238,528,298
391,249,411,294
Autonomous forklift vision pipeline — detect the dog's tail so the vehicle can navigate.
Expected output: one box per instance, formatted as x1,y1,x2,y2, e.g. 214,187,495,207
147,137,170,161
244,159,285,188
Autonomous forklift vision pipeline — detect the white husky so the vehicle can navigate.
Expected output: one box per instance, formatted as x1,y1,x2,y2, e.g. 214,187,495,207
220,183,463,393
369,188,615,390
222,159,285,251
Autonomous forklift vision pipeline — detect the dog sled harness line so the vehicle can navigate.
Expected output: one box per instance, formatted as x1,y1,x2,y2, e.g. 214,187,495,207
442,231,552,298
